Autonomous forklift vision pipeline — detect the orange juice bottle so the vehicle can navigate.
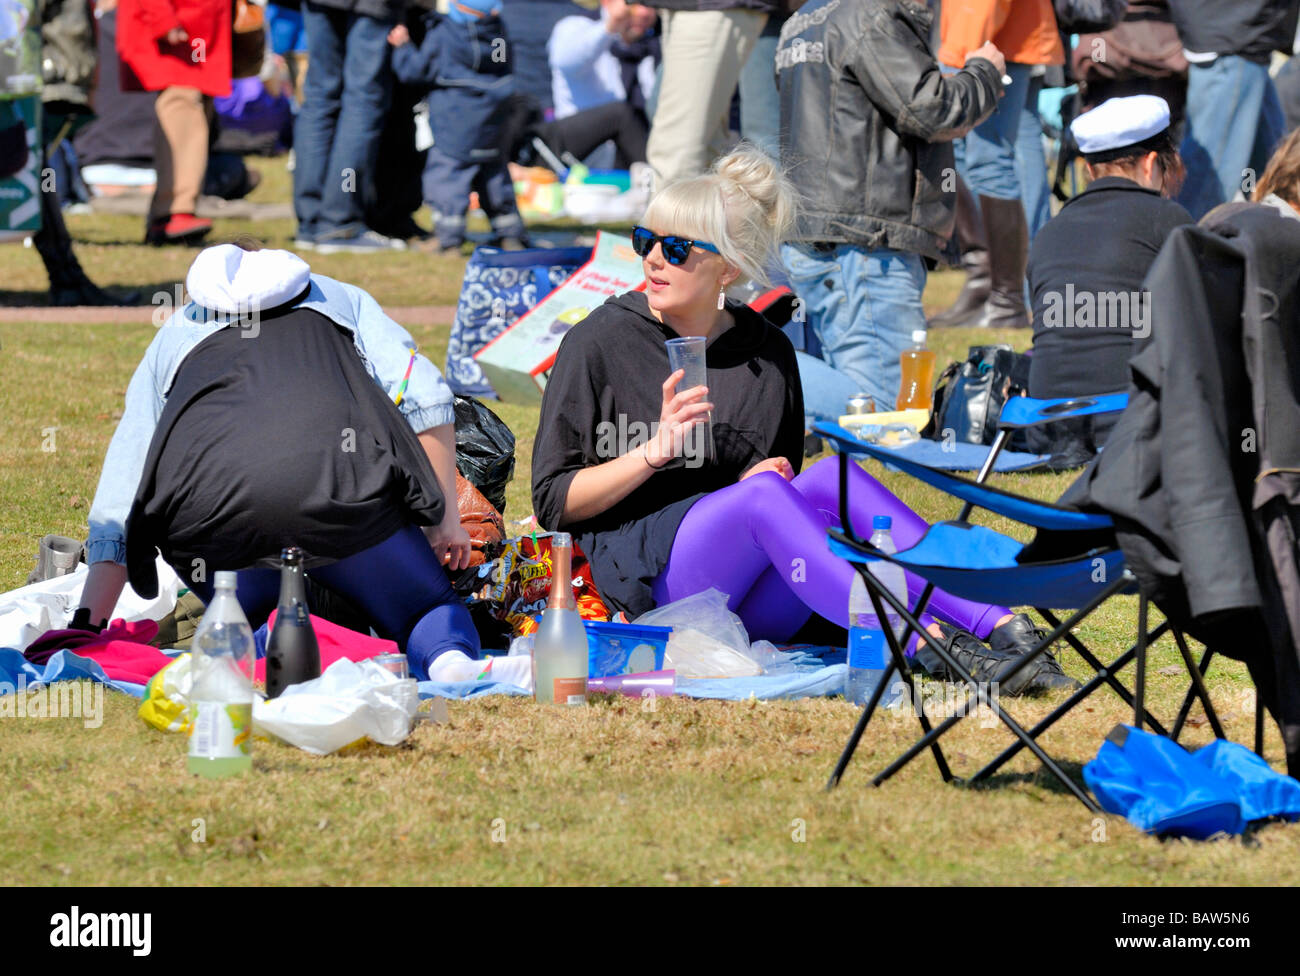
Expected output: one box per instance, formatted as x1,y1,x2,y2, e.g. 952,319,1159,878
894,332,935,413
897,330,936,411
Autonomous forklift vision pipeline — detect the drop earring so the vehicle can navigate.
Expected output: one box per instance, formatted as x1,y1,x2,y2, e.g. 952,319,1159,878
717,288,726,310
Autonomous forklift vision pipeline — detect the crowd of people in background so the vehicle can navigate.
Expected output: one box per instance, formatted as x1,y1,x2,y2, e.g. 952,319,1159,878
29,0,1300,421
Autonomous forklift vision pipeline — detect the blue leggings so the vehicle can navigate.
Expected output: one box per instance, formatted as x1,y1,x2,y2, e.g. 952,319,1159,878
186,525,480,679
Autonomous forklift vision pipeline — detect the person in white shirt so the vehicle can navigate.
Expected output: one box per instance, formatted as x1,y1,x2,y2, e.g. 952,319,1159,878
548,0,658,119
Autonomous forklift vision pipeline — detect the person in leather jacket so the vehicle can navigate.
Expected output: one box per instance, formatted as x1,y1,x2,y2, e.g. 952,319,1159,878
776,0,1003,414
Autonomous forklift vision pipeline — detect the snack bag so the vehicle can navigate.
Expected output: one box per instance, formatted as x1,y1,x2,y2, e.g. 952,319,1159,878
467,533,610,636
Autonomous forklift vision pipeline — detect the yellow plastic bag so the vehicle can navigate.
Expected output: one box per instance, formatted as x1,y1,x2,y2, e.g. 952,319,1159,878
138,653,194,733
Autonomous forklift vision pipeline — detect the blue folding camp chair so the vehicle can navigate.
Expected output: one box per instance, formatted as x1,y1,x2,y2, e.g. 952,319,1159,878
814,394,1231,811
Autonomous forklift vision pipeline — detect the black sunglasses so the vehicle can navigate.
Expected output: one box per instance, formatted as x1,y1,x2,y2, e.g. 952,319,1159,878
631,226,721,266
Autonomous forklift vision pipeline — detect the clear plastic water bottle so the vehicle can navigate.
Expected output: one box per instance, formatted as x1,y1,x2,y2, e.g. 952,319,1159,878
846,516,907,708
187,572,256,777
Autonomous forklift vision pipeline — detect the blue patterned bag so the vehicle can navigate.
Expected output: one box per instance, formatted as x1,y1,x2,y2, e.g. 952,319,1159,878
445,244,592,397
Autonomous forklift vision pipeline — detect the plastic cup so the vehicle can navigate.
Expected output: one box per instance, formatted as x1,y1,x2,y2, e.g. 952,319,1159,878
665,336,714,464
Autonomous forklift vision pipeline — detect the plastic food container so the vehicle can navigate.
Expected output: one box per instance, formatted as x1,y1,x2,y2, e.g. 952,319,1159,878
583,621,672,678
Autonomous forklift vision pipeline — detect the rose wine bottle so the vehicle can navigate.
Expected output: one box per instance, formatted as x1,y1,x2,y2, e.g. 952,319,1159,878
531,533,588,705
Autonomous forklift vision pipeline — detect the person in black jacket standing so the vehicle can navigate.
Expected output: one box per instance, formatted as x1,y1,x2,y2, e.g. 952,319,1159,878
777,0,1004,415
292,0,406,252
1168,0,1299,219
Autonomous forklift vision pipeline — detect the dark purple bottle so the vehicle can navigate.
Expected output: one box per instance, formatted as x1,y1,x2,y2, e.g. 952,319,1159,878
265,547,321,699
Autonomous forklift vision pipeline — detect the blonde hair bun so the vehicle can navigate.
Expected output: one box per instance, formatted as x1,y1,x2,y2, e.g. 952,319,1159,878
641,143,799,288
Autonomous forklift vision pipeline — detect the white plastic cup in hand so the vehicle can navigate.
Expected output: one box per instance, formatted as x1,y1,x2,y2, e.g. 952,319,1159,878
665,336,714,465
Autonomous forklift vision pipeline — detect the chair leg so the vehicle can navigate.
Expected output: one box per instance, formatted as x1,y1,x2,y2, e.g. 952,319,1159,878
1169,634,1225,741
857,577,1101,811
826,660,899,791
1135,594,1148,730
1255,688,1265,757
971,644,1141,783
1039,609,1170,735
826,569,952,789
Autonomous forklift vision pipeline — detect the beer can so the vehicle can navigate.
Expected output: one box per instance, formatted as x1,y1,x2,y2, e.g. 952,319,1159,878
373,653,410,679
845,394,876,415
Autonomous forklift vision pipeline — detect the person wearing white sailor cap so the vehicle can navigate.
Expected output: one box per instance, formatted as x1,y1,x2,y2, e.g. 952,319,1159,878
1020,94,1194,467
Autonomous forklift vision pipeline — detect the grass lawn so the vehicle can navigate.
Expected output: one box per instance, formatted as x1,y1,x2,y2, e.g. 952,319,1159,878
0,163,1291,885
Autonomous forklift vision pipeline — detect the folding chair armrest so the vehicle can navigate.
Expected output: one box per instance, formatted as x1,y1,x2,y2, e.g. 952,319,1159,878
997,393,1129,429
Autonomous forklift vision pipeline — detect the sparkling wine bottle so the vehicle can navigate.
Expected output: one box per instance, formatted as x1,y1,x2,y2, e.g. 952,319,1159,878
265,546,321,699
531,533,589,705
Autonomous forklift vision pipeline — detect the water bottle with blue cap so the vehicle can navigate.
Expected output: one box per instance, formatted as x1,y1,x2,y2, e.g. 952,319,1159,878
846,516,907,708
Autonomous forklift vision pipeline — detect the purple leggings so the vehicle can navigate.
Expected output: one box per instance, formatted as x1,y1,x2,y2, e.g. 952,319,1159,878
652,457,1010,646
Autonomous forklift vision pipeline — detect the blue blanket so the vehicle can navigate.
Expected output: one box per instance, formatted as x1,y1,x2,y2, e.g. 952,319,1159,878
874,439,1047,473
416,646,848,702
0,647,146,697
1,645,849,704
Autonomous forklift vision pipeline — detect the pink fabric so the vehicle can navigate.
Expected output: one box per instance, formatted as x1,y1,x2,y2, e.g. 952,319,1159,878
252,612,398,682
76,641,175,685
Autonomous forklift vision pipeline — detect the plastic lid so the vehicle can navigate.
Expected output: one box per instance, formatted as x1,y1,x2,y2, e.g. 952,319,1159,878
552,531,572,548
911,329,927,344
214,570,238,588
872,516,892,530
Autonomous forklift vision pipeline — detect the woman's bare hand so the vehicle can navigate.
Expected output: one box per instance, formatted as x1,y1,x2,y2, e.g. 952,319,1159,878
645,368,712,469
740,456,794,482
424,519,473,572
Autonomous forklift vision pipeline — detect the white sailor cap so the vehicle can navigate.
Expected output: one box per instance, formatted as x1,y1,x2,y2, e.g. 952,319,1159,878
1071,95,1172,158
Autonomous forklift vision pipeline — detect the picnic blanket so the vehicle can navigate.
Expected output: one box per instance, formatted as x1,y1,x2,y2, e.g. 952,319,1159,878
1,644,849,703
414,645,848,701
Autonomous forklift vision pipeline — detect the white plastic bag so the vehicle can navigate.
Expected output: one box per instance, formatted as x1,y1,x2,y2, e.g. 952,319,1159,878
0,556,180,652
634,588,765,679
253,659,420,755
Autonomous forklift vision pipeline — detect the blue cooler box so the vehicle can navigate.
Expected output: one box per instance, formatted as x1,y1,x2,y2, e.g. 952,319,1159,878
583,621,671,678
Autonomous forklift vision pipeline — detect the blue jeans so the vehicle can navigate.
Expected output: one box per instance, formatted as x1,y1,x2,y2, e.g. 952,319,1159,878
781,243,926,414
738,15,783,157
1177,56,1285,220
1015,74,1051,239
293,2,395,240
960,61,1033,200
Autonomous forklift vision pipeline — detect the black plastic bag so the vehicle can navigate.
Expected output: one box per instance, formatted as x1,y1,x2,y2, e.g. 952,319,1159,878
454,396,515,515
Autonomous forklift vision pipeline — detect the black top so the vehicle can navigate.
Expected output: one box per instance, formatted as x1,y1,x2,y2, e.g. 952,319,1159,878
1167,0,1298,63
125,307,445,599
1028,176,1193,399
531,291,805,617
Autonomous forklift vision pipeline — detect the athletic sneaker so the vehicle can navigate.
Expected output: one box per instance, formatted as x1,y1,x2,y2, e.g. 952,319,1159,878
314,230,408,254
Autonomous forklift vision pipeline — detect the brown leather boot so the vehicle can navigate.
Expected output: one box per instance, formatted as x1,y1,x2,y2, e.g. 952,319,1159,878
971,195,1030,329
929,176,990,329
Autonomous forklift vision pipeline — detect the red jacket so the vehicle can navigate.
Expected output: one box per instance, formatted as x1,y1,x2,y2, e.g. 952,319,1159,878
117,0,232,97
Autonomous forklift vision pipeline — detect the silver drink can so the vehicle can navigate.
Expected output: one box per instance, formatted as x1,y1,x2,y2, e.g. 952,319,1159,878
373,653,410,679
845,394,876,415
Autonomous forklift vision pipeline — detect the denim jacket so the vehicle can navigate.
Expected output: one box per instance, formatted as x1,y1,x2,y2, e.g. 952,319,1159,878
85,274,455,567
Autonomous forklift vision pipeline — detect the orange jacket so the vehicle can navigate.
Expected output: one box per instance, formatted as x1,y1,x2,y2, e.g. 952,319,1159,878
939,0,1064,68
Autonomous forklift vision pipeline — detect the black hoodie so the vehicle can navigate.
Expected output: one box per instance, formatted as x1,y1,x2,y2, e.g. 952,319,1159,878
531,290,805,616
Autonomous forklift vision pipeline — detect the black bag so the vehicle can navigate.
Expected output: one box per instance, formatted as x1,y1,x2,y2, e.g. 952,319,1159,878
925,345,1030,446
454,396,516,515
1053,0,1126,35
